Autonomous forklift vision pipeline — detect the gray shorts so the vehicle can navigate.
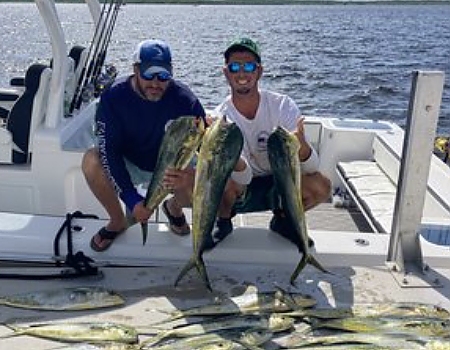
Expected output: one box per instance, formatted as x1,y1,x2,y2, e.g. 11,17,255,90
124,158,153,186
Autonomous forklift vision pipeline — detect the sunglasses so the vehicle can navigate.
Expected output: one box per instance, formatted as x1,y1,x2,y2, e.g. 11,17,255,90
227,61,259,74
142,71,172,82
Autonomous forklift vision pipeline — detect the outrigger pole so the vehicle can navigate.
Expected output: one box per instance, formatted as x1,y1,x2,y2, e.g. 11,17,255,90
69,0,122,114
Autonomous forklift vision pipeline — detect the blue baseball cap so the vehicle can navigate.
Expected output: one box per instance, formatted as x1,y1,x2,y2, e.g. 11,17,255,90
133,39,172,79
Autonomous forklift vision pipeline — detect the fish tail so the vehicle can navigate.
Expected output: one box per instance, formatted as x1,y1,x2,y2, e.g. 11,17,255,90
308,254,332,275
138,332,167,348
0,324,20,338
195,255,212,292
273,285,300,310
141,223,148,246
290,254,308,286
174,256,196,287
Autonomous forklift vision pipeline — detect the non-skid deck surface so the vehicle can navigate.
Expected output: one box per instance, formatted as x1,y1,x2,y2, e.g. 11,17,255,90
162,201,374,233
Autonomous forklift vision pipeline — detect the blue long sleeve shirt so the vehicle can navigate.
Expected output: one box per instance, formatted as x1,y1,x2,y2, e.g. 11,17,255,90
96,75,205,212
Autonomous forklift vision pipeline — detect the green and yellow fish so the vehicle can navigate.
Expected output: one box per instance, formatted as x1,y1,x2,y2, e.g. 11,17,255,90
138,115,205,245
174,116,243,290
267,126,329,284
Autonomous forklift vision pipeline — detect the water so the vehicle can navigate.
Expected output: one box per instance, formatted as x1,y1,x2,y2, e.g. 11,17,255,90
1,3,449,133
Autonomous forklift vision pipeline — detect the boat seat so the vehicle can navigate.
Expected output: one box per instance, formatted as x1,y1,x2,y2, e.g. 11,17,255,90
0,63,52,164
337,134,450,234
69,45,88,83
64,46,88,115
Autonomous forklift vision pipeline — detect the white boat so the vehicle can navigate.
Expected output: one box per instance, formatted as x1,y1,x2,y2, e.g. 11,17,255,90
0,0,449,348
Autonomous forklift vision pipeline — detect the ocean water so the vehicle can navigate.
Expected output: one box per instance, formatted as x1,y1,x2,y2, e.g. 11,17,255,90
0,3,449,133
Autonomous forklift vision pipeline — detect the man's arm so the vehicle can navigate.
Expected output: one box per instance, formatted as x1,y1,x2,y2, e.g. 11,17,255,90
293,117,319,174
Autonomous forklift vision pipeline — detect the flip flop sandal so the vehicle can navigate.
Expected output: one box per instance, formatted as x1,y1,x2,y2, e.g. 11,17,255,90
90,227,124,252
162,200,190,236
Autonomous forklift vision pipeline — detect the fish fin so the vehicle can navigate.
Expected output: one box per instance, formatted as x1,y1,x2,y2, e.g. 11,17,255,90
138,331,168,347
0,324,21,338
195,255,212,292
174,256,196,287
141,222,148,245
273,284,299,311
234,342,265,350
308,254,332,275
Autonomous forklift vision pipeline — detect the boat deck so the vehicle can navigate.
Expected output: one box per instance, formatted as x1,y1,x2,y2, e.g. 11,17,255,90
0,200,450,349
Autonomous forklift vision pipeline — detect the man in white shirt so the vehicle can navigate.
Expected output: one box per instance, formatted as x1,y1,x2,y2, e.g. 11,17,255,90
213,37,331,248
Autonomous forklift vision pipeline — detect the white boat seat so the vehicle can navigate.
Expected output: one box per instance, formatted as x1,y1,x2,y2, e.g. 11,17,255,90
337,160,396,233
0,63,52,164
337,134,450,234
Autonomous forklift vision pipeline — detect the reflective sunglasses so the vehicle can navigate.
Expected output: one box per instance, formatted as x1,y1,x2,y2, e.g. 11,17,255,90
227,61,259,74
142,71,172,82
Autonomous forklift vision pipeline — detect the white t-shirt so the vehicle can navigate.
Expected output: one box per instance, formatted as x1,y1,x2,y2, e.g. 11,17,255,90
214,90,319,177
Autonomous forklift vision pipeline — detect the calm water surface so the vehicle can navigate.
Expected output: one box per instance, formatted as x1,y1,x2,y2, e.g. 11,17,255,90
0,3,449,132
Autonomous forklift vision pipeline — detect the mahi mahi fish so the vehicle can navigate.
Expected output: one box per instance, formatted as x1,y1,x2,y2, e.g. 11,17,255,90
141,314,293,347
283,332,427,349
137,115,205,245
141,328,272,350
0,286,124,311
174,116,243,291
315,316,450,338
158,290,316,323
282,302,450,320
267,126,329,284
3,322,139,344
52,344,140,350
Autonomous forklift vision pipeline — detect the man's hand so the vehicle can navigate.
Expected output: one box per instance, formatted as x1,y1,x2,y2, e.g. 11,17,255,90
132,201,152,223
293,117,312,162
163,167,195,192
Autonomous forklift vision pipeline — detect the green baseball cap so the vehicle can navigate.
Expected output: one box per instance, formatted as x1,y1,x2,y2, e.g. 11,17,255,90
224,37,261,63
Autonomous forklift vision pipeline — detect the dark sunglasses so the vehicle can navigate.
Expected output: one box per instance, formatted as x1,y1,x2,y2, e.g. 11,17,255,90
142,71,172,82
227,61,259,74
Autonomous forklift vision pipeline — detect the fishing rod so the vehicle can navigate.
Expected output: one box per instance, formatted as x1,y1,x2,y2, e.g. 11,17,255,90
90,0,124,96
76,0,115,108
82,0,118,91
69,0,114,114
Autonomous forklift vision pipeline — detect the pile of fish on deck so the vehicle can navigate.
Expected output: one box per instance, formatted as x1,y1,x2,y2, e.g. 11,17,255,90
0,285,450,349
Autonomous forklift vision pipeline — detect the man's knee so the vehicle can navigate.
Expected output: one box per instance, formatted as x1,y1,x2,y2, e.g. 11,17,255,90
316,174,332,202
222,180,244,206
303,172,332,204
82,148,101,177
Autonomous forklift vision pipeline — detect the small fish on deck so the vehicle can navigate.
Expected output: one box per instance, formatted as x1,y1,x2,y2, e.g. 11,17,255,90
53,344,140,350
140,314,294,348
0,286,124,311
158,290,316,323
314,316,450,338
141,328,272,350
282,332,426,349
2,321,139,344
282,302,450,320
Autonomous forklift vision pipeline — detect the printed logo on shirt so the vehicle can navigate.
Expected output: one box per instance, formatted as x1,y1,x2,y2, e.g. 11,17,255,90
256,131,270,153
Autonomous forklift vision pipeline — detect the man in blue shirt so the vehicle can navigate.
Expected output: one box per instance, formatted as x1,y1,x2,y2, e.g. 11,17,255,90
82,39,205,252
